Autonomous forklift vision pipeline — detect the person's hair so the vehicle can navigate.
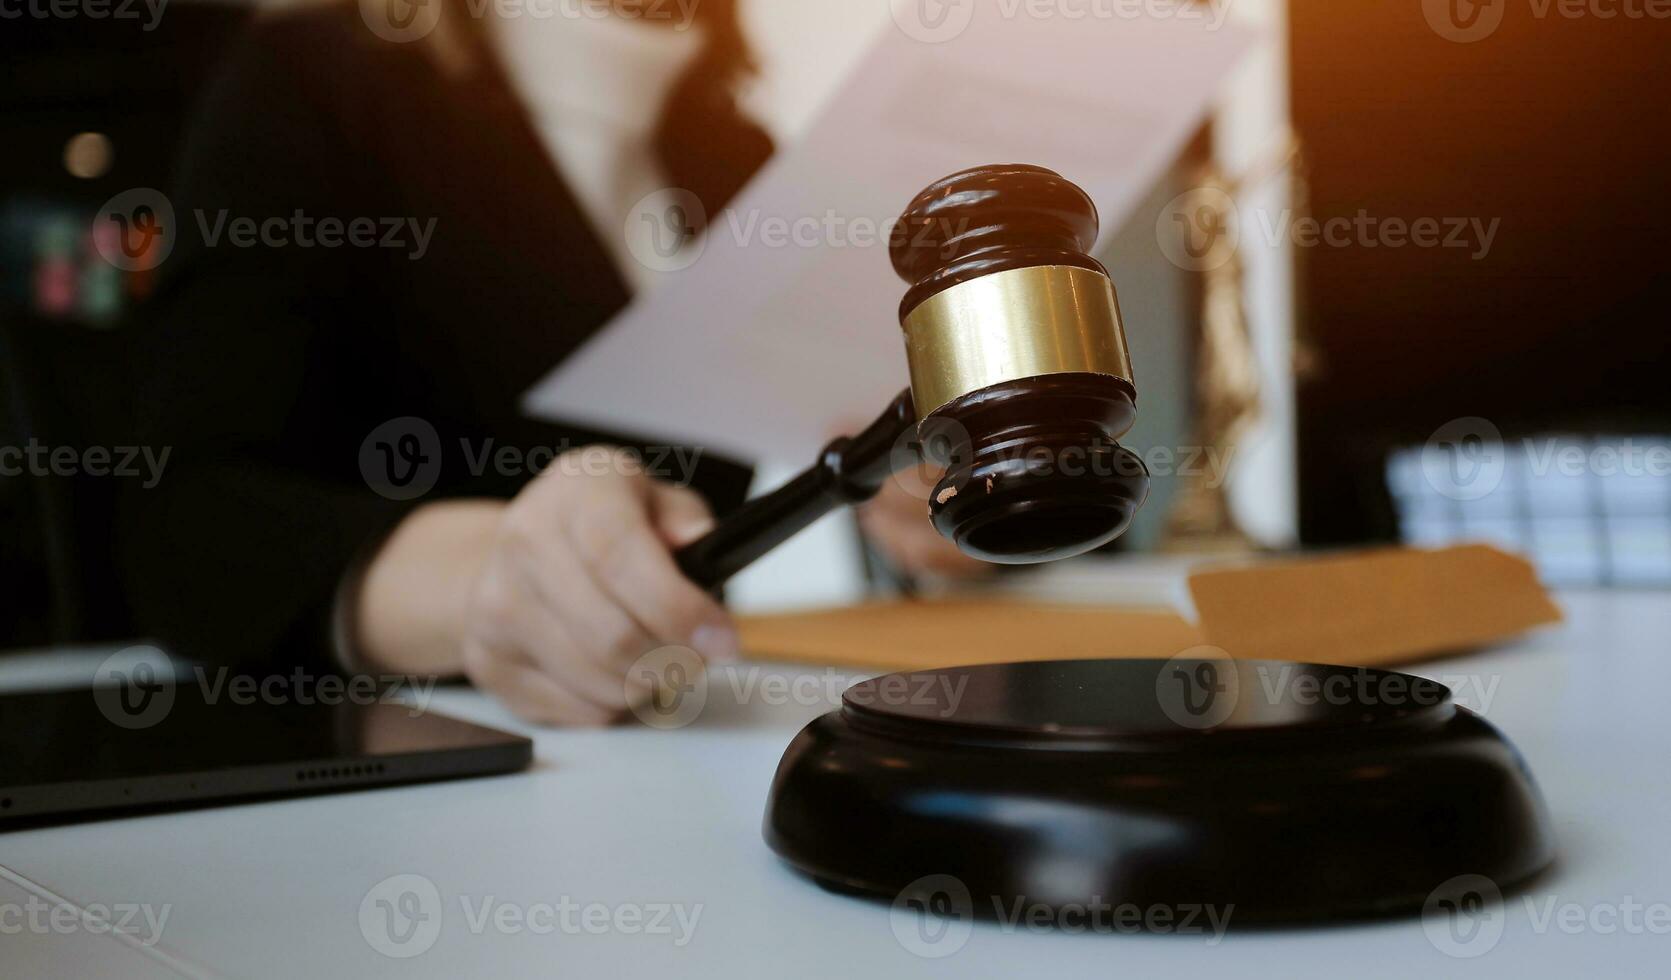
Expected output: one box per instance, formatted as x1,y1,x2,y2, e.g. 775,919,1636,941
438,0,773,220
651,0,773,218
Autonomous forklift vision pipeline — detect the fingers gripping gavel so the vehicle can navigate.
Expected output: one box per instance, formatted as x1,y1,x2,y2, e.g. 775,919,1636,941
674,164,1150,590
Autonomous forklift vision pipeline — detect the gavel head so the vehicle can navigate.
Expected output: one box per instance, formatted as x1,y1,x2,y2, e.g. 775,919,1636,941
891,163,1150,563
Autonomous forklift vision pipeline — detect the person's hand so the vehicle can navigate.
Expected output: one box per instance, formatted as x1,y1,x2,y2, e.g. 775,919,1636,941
857,465,992,580
460,446,737,726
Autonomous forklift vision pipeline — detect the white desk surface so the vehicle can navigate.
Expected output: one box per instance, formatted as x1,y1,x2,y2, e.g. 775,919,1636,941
3,582,1669,979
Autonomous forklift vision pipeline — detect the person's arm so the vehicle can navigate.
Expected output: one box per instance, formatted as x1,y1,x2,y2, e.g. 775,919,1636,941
347,499,500,678
857,471,993,580
123,9,942,709
353,447,739,726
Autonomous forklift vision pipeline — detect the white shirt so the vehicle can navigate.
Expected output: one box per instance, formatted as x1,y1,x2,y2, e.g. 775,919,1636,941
487,4,885,294
489,12,704,293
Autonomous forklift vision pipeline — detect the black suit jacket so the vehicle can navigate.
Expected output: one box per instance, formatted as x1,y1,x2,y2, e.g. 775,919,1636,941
118,5,752,673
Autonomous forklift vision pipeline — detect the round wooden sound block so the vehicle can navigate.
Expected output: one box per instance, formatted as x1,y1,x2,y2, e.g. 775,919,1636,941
763,658,1553,924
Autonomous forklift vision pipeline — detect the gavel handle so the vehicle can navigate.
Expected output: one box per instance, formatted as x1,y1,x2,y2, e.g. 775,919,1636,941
674,389,918,591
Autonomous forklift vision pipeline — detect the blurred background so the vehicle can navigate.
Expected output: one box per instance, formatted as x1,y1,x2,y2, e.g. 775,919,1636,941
4,0,1668,652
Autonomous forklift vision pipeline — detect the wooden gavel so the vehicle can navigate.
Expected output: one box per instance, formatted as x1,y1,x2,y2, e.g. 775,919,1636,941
675,164,1150,590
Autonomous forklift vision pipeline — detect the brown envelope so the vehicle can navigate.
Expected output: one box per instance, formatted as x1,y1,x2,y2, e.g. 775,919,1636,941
737,544,1561,671
737,600,1202,671
1187,543,1563,666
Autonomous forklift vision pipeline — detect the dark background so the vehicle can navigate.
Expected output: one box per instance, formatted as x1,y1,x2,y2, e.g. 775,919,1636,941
1,6,250,644
1289,0,1671,543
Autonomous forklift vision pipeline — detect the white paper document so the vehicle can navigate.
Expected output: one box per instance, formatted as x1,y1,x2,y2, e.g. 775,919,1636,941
524,3,1256,465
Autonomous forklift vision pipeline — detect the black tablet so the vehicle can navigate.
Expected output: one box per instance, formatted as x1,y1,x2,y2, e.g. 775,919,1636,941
0,679,532,828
